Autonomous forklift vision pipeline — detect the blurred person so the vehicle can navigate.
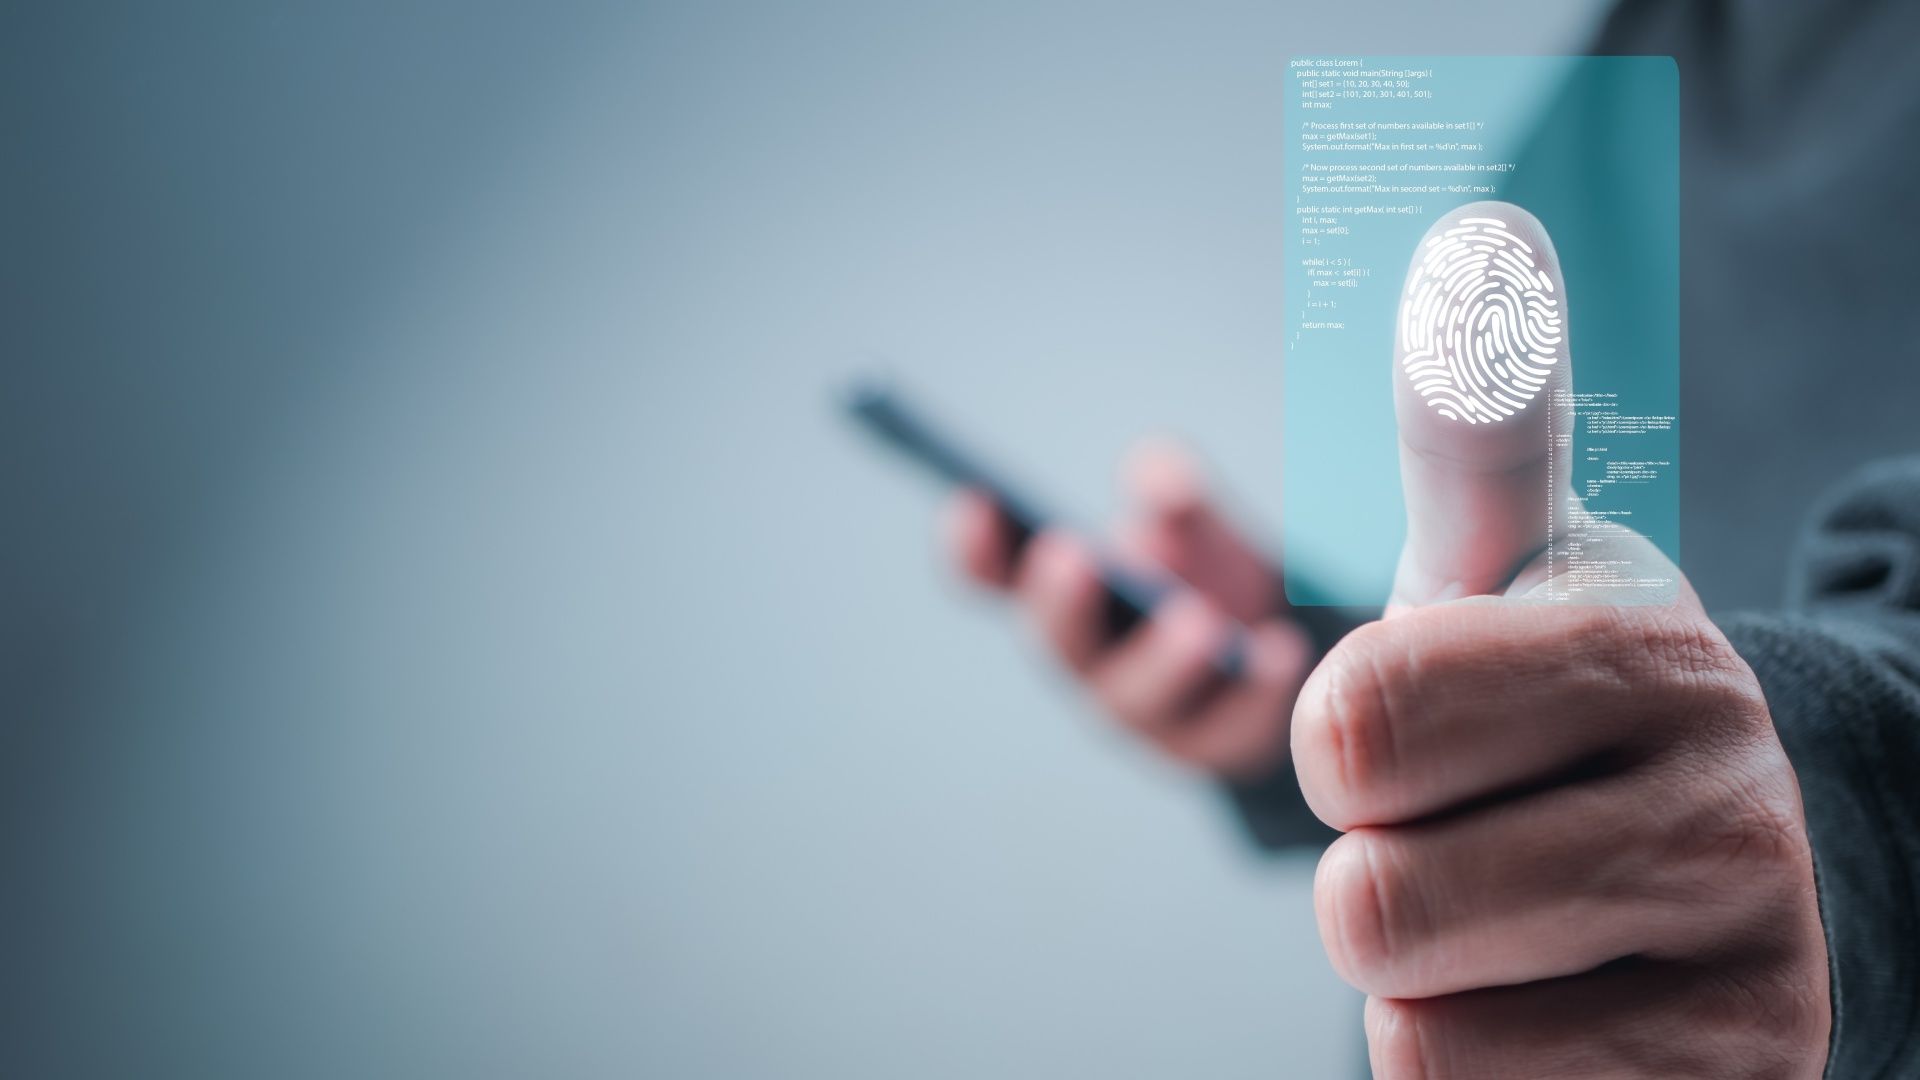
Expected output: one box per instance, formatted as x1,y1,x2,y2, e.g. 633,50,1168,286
943,3,1920,1077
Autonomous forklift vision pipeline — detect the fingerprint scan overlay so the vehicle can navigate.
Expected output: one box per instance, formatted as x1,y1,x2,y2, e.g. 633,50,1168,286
1398,216,1563,424
1285,57,1679,606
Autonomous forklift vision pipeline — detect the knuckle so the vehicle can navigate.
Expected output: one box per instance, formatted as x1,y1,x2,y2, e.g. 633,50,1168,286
1315,830,1419,996
1663,752,1813,910
1695,958,1831,1078
1645,618,1762,715
1584,606,1772,744
1634,608,1741,680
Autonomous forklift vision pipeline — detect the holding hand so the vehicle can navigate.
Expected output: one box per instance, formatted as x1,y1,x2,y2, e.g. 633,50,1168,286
946,443,1311,779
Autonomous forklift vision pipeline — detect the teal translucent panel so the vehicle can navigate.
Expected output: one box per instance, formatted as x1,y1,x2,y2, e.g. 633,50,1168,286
1283,56,1679,607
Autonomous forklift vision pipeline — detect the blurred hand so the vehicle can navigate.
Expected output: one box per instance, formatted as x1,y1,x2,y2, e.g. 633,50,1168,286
1293,203,1830,1077
944,441,1312,779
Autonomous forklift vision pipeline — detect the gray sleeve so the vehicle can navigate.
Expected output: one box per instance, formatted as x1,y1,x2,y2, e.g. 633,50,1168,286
1717,456,1920,1080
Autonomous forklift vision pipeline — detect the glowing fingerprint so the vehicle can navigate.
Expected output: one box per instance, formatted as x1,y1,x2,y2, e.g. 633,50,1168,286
1398,216,1563,424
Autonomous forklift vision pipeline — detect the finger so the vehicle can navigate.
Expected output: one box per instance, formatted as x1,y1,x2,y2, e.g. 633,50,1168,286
1390,201,1572,612
1314,760,1811,1001
1116,440,1276,625
1086,590,1231,733
945,488,1017,589
1289,600,1752,830
1151,619,1311,777
1016,530,1111,674
1364,956,1826,1080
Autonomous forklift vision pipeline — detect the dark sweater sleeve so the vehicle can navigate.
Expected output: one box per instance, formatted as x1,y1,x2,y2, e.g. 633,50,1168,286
1718,456,1920,1080
1219,758,1340,851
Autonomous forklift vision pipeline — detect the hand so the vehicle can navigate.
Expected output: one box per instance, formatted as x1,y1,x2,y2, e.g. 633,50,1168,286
945,441,1312,779
1292,202,1831,1077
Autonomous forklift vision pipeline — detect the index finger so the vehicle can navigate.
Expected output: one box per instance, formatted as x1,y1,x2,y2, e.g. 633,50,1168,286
1289,599,1751,831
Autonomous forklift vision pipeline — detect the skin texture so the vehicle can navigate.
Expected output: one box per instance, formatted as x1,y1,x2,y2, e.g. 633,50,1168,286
1298,594,1830,1077
946,201,1831,1075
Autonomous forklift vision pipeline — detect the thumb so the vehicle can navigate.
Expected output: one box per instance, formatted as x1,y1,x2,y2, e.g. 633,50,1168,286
1389,201,1571,613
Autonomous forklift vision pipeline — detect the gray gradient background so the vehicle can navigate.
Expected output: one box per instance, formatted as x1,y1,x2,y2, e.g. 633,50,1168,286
3,3,1595,1077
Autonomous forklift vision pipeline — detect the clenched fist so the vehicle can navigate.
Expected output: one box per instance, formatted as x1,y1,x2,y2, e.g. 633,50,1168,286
1292,203,1830,1077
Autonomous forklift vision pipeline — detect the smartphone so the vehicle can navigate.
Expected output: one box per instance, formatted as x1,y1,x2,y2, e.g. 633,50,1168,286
842,379,1251,679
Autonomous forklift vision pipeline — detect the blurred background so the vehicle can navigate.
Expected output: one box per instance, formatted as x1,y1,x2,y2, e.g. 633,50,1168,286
4,3,1599,1077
